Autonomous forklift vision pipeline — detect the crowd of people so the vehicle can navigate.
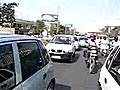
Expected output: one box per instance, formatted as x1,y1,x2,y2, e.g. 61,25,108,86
89,34,119,50
83,33,120,73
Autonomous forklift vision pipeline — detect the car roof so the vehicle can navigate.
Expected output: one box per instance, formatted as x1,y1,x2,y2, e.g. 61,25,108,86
0,34,36,43
79,36,88,38
54,34,73,37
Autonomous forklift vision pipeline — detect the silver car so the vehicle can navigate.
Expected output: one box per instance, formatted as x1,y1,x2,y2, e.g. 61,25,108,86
0,35,55,90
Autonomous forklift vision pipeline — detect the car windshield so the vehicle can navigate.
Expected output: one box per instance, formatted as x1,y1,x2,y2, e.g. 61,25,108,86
50,36,71,44
79,37,88,41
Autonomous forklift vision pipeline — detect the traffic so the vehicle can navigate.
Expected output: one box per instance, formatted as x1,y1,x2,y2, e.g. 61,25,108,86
0,1,120,90
45,33,120,90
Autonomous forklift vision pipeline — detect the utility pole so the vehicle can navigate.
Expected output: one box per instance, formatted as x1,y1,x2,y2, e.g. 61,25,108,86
56,15,59,33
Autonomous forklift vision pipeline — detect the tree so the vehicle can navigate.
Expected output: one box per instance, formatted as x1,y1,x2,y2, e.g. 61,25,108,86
49,23,57,36
0,2,18,27
70,29,75,35
36,20,45,35
65,27,70,35
58,24,65,34
101,27,109,35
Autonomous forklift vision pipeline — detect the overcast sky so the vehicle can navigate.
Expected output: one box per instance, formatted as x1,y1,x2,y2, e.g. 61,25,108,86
1,0,120,31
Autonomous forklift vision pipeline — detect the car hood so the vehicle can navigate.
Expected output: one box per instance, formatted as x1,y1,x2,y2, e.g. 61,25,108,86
46,43,72,52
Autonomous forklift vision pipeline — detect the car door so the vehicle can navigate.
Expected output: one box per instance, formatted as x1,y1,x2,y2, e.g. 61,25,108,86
100,46,119,90
37,40,54,89
16,40,46,90
0,42,22,90
104,47,120,90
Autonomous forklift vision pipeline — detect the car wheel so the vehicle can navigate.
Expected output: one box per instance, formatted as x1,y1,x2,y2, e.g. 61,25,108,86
47,81,55,90
89,58,96,74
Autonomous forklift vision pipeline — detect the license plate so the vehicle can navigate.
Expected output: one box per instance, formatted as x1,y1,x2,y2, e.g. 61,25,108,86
51,56,61,59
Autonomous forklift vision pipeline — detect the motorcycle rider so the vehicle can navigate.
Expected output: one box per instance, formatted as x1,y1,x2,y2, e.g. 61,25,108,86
83,33,98,69
88,34,97,57
112,36,119,47
87,33,98,73
100,36,109,56
95,36,101,51
88,34,96,46
84,33,96,58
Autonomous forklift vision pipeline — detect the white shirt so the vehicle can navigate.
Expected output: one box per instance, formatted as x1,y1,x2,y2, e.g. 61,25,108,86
100,39,109,49
95,39,101,47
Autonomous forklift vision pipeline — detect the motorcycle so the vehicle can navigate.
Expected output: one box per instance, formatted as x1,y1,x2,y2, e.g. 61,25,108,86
84,44,98,74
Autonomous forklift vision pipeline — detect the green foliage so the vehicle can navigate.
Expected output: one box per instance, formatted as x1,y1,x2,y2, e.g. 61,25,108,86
70,29,75,35
49,23,57,36
36,20,45,29
43,39,49,46
36,20,45,35
0,2,18,27
58,25,65,34
65,27,70,35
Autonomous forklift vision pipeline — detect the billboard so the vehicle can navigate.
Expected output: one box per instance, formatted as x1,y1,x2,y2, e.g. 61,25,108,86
42,14,58,22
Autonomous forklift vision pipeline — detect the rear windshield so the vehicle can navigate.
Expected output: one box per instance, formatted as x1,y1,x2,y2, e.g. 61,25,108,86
50,36,71,44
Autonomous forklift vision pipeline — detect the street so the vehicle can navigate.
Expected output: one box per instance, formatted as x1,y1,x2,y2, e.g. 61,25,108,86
54,48,105,90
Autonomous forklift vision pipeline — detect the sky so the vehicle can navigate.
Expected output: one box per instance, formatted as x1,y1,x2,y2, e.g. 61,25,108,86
1,0,120,31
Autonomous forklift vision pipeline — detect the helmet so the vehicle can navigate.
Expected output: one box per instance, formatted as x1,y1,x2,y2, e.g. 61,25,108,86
90,33,96,41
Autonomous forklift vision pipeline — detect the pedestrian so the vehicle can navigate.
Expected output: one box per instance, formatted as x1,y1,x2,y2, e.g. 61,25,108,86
112,36,120,47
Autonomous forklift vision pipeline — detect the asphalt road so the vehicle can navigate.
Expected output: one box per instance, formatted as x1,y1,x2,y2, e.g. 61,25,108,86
54,48,106,90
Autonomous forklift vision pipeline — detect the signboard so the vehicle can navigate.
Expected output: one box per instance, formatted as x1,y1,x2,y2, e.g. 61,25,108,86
42,14,58,22
65,24,73,28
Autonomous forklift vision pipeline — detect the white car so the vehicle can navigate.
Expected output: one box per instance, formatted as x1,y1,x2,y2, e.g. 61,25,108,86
0,35,55,90
79,36,89,47
46,35,76,62
98,46,120,90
